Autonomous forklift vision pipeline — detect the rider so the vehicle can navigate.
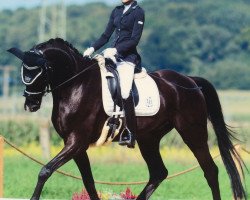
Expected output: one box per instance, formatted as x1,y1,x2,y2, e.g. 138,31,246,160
83,0,145,148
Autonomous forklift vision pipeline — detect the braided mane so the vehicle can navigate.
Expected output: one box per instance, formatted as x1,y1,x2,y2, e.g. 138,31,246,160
35,38,83,58
34,38,98,67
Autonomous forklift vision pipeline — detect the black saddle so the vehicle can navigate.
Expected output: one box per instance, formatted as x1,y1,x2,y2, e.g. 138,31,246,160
105,59,139,109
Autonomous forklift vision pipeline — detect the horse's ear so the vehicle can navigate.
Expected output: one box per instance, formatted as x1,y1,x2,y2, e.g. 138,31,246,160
7,48,25,61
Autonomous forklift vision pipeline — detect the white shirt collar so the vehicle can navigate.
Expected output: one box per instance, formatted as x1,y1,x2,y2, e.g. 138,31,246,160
123,3,132,14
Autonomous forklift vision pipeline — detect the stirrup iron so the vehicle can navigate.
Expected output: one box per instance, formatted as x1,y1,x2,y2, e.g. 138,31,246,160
119,127,135,148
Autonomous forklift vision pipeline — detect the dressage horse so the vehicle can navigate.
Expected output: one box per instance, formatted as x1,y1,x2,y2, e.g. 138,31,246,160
8,38,246,200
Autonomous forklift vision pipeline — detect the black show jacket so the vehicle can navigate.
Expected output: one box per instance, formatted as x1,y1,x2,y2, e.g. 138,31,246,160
92,1,145,68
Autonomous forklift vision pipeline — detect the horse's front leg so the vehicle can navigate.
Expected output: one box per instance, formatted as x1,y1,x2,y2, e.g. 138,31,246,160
31,133,84,200
74,151,100,200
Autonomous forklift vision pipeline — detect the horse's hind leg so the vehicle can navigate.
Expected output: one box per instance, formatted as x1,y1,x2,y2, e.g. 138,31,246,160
177,125,221,200
74,151,100,200
137,134,168,200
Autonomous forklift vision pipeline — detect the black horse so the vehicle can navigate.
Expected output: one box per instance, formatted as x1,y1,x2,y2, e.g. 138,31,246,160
8,38,246,200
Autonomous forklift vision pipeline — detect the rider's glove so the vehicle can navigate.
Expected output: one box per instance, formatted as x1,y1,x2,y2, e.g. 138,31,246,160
103,48,117,63
83,47,95,57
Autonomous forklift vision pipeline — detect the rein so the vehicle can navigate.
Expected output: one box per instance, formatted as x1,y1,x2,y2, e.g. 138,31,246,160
46,59,98,93
25,46,201,98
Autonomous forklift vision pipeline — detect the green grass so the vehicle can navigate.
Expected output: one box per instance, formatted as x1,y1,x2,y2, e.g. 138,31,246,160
3,155,250,200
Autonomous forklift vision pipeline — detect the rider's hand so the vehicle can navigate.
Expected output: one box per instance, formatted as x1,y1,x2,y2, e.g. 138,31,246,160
103,48,117,59
83,47,95,57
95,54,105,68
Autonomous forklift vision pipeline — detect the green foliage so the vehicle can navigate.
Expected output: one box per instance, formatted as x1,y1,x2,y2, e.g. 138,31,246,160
204,55,250,89
1,0,250,89
0,119,61,146
0,120,39,145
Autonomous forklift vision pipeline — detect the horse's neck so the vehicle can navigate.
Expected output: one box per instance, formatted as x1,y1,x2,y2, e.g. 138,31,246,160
43,45,102,106
51,64,102,132
51,60,101,103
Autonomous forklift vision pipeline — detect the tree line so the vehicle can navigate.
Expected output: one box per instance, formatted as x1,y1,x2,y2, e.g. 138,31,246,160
1,0,250,92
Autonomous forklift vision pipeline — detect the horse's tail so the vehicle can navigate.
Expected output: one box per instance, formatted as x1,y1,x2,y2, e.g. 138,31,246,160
190,76,246,200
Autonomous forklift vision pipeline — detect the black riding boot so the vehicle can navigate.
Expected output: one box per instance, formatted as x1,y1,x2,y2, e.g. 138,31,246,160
119,94,137,148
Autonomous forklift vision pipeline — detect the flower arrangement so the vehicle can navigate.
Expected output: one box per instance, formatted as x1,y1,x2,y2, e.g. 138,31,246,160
72,187,137,200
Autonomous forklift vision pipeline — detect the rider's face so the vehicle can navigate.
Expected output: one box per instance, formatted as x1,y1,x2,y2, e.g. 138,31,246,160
121,0,133,4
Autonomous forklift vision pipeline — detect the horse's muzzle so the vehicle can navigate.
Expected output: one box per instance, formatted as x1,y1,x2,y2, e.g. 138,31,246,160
24,103,41,112
24,98,41,112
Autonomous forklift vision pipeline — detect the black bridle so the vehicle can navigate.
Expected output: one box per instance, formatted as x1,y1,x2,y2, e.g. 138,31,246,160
22,49,49,98
23,49,98,99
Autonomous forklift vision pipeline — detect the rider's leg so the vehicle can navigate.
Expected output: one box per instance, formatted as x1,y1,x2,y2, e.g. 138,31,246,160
116,61,135,99
120,93,137,148
116,61,137,148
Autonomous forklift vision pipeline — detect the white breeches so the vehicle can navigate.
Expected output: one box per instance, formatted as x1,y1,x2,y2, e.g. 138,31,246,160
116,61,135,99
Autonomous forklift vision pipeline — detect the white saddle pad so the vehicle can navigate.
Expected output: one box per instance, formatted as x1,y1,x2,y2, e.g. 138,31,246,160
100,67,160,117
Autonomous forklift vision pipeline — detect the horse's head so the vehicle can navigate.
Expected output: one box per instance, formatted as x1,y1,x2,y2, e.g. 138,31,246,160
8,38,99,112
8,48,49,112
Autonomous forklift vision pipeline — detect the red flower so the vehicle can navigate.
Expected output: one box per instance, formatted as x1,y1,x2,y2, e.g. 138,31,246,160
72,187,137,200
120,187,137,199
72,189,91,200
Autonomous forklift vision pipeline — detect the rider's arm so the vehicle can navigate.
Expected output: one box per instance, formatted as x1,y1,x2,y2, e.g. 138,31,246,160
116,8,145,54
92,9,116,51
